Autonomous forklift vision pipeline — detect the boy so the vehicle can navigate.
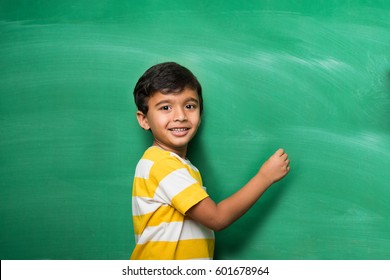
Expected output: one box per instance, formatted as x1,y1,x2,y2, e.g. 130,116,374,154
131,62,290,260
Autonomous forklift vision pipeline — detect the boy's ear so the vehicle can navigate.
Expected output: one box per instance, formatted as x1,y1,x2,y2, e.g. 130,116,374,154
136,111,151,130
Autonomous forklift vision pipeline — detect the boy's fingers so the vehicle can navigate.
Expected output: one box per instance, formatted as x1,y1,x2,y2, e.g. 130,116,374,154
275,148,284,156
274,148,290,166
279,150,288,160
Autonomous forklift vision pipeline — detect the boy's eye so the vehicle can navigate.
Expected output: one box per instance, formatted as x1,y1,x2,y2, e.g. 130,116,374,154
160,105,170,111
186,104,197,109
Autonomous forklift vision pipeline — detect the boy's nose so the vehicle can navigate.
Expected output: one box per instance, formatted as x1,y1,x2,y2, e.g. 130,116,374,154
174,108,187,122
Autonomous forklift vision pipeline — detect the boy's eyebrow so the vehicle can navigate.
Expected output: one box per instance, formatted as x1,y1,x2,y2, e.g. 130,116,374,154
154,99,171,108
184,97,199,104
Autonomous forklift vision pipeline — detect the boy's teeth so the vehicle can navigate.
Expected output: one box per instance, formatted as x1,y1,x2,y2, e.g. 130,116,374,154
171,128,187,131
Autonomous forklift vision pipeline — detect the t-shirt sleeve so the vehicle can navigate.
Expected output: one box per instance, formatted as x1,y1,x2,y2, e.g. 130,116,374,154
150,156,209,215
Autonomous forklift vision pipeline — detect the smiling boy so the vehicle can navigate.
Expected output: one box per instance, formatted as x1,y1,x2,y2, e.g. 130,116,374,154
136,87,201,158
131,62,290,260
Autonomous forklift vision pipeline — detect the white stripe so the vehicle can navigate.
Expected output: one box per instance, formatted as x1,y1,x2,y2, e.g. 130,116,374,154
132,196,162,216
154,168,197,204
134,159,154,179
181,219,215,240
135,220,214,244
170,152,199,172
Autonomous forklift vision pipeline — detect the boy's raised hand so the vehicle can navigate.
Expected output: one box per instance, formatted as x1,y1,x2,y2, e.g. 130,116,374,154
188,148,291,231
258,148,290,185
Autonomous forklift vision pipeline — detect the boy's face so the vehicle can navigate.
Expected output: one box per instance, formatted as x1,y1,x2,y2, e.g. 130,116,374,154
136,88,201,158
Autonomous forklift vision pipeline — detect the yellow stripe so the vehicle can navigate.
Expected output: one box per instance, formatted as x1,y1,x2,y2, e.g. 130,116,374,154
152,156,185,182
130,239,215,260
132,177,156,198
172,183,208,214
133,205,184,235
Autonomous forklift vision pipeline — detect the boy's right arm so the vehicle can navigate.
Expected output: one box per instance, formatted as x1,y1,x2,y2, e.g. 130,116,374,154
187,148,290,231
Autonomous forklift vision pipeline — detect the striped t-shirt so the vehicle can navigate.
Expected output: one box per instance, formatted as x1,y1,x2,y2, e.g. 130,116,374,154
131,146,215,260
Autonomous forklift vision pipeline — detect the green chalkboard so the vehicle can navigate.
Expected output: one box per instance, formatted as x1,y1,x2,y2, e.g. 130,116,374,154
1,0,389,260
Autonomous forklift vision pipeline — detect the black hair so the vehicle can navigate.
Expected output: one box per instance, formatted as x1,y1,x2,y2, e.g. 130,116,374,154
133,62,203,114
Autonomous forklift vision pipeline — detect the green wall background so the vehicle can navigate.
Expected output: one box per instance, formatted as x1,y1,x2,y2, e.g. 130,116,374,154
1,0,389,259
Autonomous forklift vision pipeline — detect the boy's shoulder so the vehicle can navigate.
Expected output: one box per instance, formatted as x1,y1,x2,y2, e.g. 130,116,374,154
140,146,199,172
142,146,174,161
141,146,184,166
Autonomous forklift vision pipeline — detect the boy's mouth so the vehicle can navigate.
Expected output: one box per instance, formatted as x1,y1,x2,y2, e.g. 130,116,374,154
168,127,190,136
169,128,189,132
